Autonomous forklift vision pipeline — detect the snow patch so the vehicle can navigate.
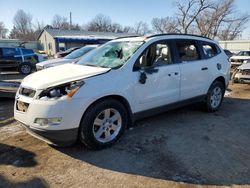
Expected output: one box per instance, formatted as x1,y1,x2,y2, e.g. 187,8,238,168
224,90,232,97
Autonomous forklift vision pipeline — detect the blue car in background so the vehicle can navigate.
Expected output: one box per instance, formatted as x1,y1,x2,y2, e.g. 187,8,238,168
0,47,39,74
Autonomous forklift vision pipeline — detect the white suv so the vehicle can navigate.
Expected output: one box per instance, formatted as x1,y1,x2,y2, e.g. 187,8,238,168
14,34,230,149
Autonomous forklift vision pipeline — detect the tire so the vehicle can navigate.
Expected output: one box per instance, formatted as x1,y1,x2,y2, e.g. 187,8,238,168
79,99,128,150
18,63,32,75
204,81,225,112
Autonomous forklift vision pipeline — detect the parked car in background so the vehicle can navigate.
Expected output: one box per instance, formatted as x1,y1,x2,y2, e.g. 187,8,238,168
36,45,98,70
230,50,250,67
224,49,234,58
0,47,39,74
14,34,230,149
54,47,80,58
232,63,250,83
35,50,48,62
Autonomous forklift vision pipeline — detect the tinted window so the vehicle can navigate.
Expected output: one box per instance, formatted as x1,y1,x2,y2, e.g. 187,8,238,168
2,48,16,57
21,48,34,55
176,41,200,61
202,43,219,58
135,41,172,68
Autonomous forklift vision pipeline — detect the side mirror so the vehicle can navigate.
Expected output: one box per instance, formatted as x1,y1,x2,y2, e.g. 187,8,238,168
139,72,147,84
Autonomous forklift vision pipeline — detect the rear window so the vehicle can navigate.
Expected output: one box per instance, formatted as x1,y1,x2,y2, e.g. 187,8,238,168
2,48,16,56
202,43,220,58
21,48,34,55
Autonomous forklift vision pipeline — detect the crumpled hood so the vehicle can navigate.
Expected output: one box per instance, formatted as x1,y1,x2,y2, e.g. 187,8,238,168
36,58,73,68
230,56,250,61
21,64,110,89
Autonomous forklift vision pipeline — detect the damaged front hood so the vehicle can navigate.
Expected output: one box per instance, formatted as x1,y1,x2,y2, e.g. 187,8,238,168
21,64,110,89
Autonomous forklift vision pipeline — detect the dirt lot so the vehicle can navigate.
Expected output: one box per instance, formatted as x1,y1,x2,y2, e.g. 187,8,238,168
0,82,250,188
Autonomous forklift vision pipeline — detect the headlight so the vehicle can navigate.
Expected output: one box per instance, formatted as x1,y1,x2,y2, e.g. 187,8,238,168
38,80,85,99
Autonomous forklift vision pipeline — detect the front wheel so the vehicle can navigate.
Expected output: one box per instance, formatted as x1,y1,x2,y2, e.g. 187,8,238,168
204,81,225,112
79,99,128,150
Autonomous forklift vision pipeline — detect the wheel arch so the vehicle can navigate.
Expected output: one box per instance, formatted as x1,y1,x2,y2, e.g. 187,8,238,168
214,76,226,88
81,94,134,128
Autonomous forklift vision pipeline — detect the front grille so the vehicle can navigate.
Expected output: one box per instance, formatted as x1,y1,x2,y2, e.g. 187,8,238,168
19,87,36,98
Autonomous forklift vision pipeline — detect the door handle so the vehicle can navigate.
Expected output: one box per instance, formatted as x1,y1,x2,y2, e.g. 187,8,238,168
201,67,208,70
174,72,179,75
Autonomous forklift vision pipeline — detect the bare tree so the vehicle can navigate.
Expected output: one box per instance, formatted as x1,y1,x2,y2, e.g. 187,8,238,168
111,23,126,33
85,14,132,33
195,0,249,39
176,0,212,33
85,14,112,32
132,21,150,35
52,14,70,29
9,9,37,40
0,22,8,38
122,26,133,33
151,17,178,33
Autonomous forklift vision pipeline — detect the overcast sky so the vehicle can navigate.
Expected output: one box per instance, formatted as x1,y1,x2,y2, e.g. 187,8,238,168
0,0,250,38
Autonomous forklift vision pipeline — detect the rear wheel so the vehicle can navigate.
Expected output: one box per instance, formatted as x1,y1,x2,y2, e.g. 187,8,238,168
79,99,128,150
18,63,32,75
204,81,225,112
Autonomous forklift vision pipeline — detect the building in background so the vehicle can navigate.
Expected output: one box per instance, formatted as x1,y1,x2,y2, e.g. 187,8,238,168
219,40,250,53
37,28,134,56
0,39,39,50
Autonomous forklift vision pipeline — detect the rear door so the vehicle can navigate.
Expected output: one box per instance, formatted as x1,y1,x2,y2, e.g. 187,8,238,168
175,40,210,100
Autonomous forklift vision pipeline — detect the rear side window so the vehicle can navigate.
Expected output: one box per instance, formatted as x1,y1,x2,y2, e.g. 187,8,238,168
21,49,34,55
2,48,16,57
202,43,220,58
176,41,200,61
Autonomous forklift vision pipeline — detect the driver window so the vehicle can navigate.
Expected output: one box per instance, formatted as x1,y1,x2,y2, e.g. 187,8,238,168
136,42,172,68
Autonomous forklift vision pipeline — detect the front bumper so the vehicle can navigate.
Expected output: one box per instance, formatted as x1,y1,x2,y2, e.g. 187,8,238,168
14,94,92,146
234,73,250,83
20,122,78,146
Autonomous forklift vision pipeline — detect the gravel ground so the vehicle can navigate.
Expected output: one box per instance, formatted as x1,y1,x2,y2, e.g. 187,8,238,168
0,82,250,188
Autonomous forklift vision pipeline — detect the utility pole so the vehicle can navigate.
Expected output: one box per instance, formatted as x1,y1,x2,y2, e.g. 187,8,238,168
69,12,72,30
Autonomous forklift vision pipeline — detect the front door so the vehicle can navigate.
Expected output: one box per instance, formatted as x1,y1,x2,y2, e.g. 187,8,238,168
132,40,181,113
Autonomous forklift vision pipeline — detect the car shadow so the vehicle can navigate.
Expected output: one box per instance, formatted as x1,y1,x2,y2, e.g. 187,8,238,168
0,143,37,167
0,144,49,188
0,98,15,127
0,175,49,188
57,97,250,186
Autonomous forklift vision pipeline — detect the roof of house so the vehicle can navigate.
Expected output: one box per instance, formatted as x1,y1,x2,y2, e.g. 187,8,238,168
38,28,136,40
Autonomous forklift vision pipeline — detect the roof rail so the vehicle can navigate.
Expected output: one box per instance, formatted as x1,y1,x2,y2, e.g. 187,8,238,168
146,33,212,40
